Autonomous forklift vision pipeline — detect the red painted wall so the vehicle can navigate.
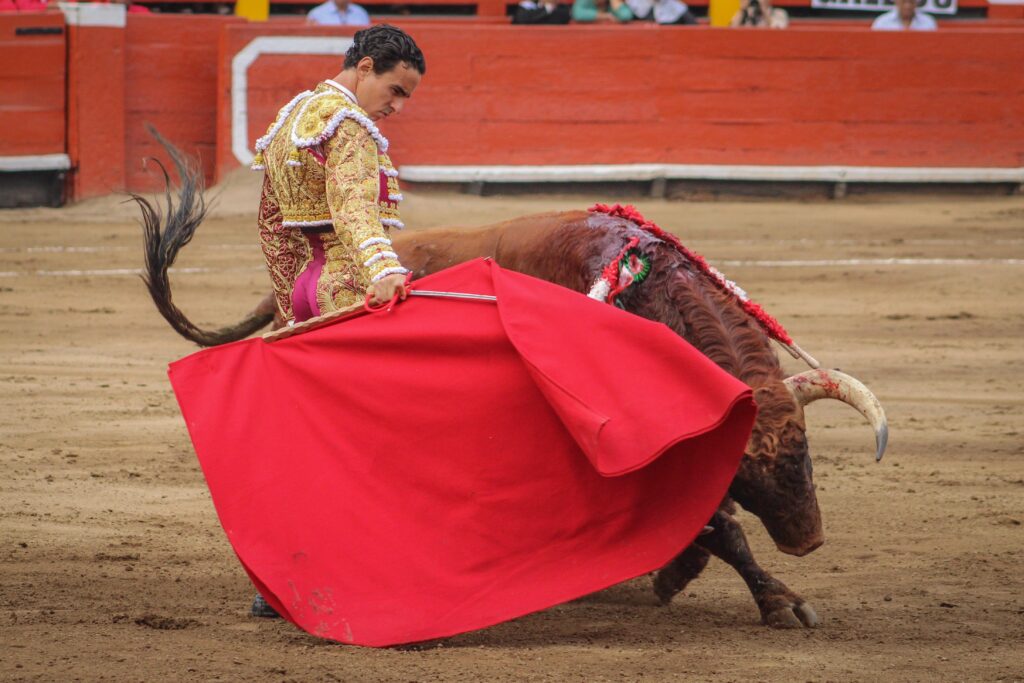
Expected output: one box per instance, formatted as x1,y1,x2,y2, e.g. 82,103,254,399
47,15,1024,196
0,12,65,157
216,22,1024,180
124,14,242,192
67,19,129,198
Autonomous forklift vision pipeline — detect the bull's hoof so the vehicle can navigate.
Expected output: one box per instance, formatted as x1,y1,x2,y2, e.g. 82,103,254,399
763,601,819,629
250,594,281,619
652,571,680,605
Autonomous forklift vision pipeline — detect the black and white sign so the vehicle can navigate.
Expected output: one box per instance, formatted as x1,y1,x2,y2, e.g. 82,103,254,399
811,0,958,14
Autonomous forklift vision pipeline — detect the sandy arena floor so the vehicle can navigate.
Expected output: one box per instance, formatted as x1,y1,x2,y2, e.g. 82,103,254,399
1,174,1022,682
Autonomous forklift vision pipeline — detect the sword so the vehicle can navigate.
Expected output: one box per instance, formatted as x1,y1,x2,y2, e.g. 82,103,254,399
408,290,497,302
263,289,497,342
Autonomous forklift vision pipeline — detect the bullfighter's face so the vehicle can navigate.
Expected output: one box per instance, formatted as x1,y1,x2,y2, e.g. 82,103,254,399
354,58,422,122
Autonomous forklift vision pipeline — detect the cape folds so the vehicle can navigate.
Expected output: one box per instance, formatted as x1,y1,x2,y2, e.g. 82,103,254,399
169,259,757,647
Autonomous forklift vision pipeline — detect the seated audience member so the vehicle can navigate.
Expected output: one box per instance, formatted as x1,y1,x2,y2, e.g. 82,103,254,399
307,0,370,25
731,0,788,28
513,1,572,23
872,0,936,30
572,0,633,22
627,0,697,24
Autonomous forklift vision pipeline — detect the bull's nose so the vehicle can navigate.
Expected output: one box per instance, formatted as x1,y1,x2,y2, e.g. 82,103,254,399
777,536,824,557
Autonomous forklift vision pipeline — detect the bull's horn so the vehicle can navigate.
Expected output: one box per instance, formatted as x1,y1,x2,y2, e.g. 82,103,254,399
784,369,889,462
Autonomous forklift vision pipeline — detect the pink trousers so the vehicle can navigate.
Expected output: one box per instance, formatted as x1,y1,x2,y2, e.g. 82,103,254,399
291,233,325,323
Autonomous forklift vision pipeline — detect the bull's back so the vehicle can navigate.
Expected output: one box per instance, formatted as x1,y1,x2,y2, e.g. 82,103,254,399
394,210,591,282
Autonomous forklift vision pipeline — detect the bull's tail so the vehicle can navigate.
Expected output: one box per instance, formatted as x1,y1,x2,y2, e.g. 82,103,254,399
134,126,273,347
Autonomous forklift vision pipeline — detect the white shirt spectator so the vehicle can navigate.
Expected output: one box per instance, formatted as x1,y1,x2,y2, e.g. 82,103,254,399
307,0,371,26
871,8,937,30
626,0,690,23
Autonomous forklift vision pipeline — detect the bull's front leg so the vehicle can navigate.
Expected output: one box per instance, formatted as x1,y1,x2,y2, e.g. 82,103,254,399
696,508,819,629
652,544,711,605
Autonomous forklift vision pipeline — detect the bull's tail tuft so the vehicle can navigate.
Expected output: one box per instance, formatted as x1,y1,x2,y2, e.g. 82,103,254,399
134,126,273,347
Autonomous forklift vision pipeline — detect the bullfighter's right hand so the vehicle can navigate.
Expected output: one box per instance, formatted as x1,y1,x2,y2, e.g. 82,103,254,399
369,273,408,306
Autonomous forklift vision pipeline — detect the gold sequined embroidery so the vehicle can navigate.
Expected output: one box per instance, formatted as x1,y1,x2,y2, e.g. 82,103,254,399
254,82,406,317
256,176,311,320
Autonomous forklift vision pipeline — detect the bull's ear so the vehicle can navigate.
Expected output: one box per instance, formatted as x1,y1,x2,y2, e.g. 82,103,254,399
751,383,800,416
746,383,807,459
751,385,776,408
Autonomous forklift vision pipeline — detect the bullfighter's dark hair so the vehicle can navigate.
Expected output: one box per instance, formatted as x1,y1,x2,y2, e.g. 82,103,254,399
343,25,426,75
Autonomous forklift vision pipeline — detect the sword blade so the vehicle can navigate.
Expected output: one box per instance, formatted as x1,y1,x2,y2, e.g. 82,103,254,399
408,290,497,302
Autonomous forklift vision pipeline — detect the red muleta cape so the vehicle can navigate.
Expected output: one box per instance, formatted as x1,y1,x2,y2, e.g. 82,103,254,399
169,259,757,647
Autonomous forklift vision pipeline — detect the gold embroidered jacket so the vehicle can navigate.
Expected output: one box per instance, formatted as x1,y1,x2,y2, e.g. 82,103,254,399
252,82,406,321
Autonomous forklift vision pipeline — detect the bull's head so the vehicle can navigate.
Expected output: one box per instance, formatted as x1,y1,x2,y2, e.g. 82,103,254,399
729,369,888,557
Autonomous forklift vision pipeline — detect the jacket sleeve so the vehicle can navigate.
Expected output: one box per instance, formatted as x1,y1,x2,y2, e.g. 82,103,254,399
322,119,406,284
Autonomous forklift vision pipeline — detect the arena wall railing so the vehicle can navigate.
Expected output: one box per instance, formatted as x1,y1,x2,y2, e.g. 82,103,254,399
215,21,1024,195
1,8,1022,202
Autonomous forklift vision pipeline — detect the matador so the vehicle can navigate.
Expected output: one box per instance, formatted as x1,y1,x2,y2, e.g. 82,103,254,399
245,24,425,619
251,25,425,323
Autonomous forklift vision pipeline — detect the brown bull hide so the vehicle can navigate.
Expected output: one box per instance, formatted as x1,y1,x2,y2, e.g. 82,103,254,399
393,210,825,556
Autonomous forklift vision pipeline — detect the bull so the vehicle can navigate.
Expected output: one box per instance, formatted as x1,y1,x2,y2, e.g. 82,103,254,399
138,140,887,629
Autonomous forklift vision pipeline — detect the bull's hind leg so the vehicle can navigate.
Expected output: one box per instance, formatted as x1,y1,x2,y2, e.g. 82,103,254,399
696,509,818,629
653,545,711,604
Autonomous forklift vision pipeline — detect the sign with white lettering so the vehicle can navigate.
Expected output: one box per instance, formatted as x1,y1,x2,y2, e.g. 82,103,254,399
811,0,957,15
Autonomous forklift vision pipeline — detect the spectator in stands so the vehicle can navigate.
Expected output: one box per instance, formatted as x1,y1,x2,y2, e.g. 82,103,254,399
872,0,936,30
513,1,572,24
572,0,633,23
627,0,697,24
573,0,695,24
307,0,370,25
730,0,788,28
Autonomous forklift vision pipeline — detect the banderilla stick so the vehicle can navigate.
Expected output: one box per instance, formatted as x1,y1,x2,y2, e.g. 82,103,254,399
777,340,821,369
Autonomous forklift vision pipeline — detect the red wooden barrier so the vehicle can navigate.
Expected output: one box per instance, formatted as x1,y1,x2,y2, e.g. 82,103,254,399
51,14,1024,197
65,4,129,198
215,22,1024,182
0,12,65,158
124,14,242,191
